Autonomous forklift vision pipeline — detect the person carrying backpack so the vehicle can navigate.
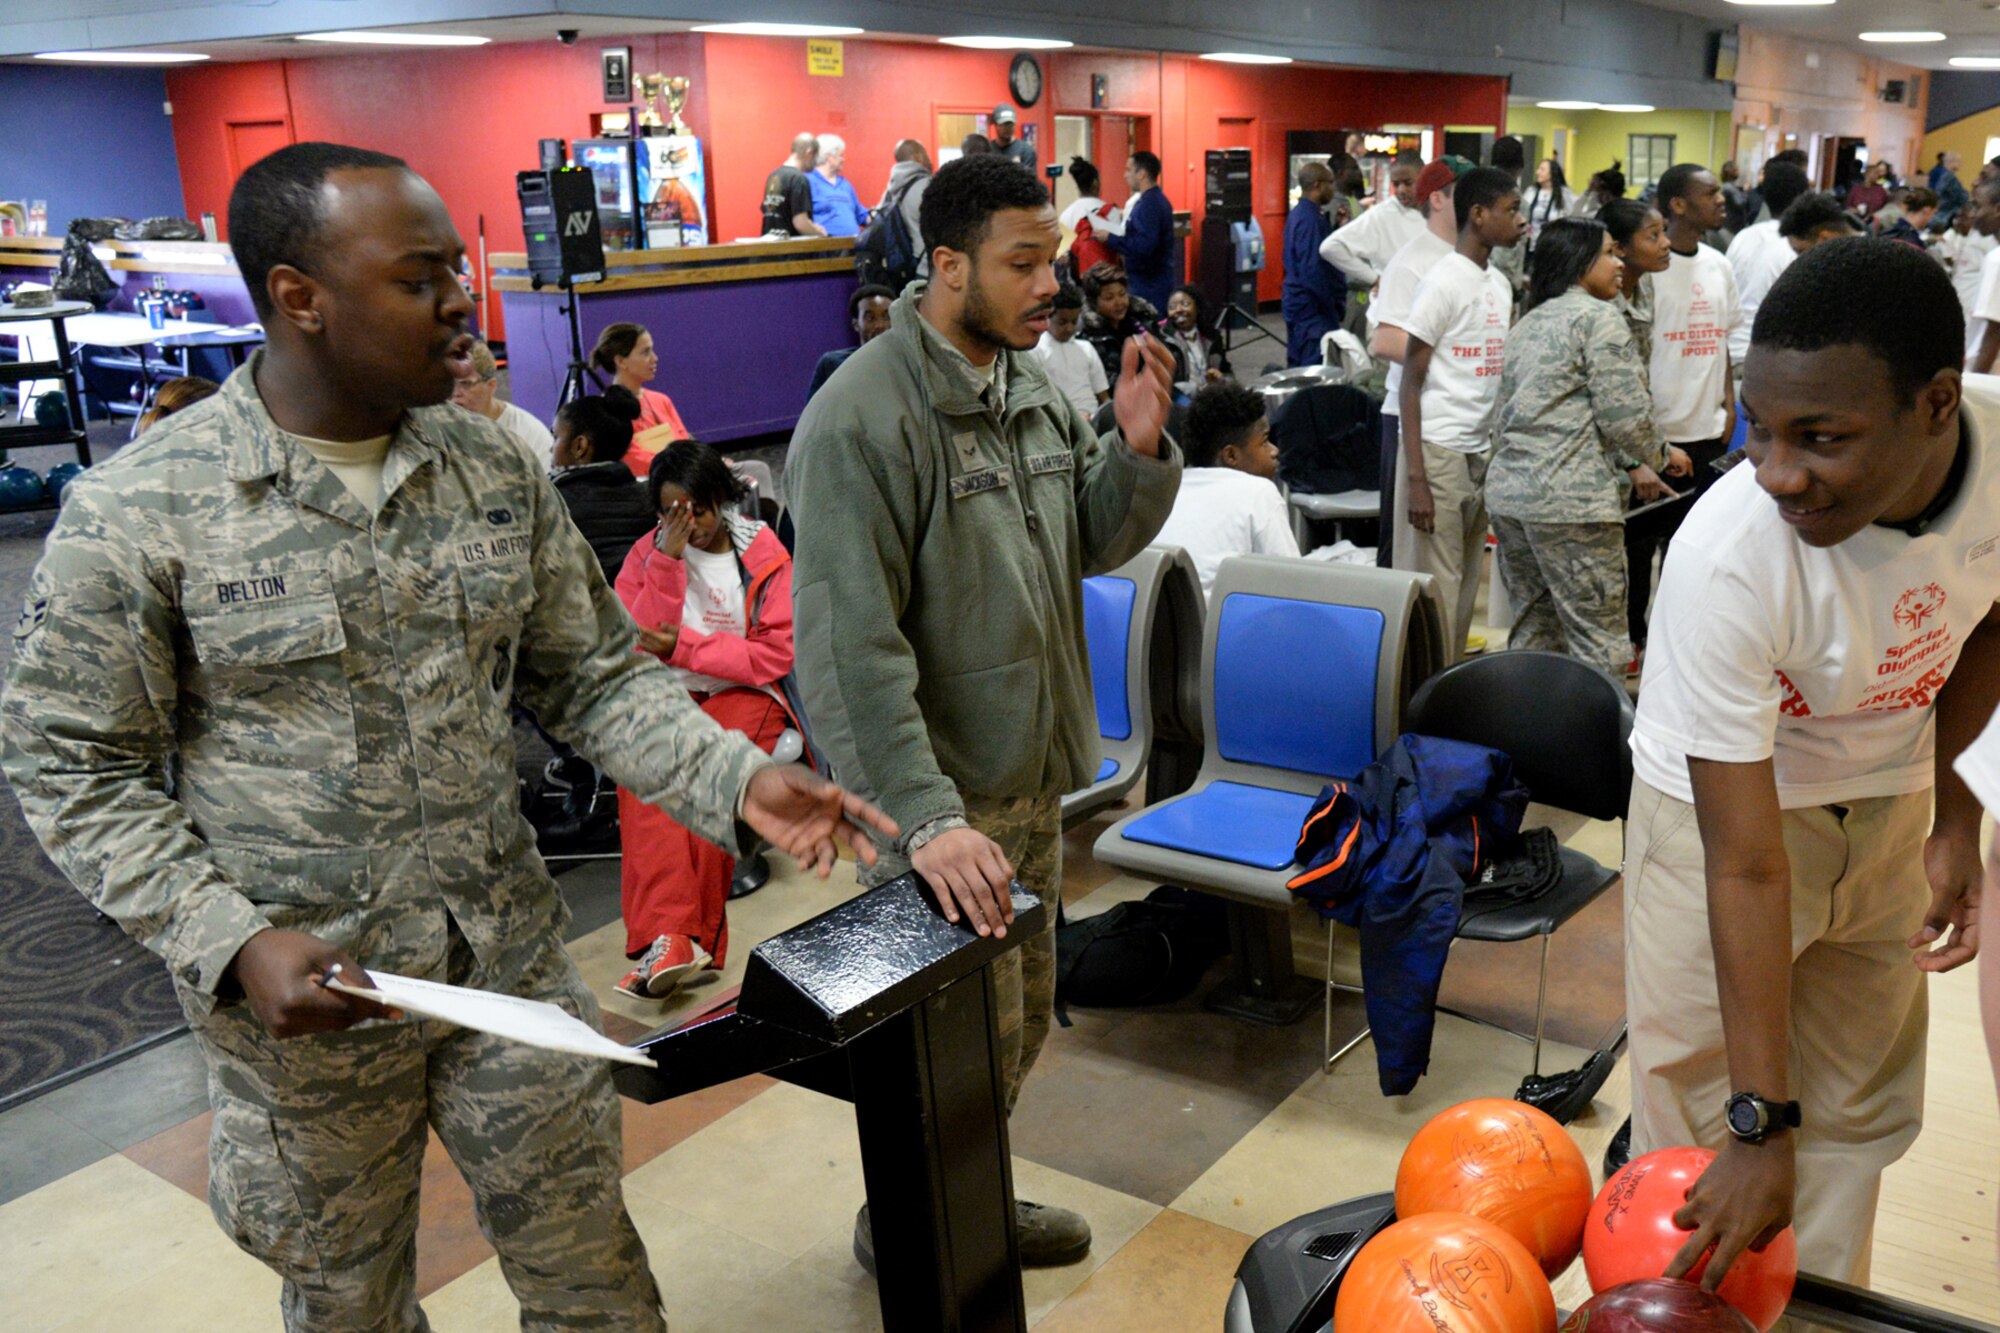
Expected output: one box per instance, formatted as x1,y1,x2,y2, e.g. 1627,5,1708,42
857,138,931,291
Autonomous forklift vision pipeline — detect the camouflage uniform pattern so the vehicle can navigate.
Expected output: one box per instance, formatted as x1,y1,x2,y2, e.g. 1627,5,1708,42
1485,290,1663,671
1489,516,1630,673
1,354,773,1330
1488,288,1667,524
964,794,1061,1110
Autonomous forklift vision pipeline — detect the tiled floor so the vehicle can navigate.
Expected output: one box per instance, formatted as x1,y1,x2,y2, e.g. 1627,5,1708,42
2,596,1998,1328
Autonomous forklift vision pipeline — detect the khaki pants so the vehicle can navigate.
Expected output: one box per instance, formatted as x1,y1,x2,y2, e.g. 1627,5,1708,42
1392,440,1488,658
1623,777,1931,1287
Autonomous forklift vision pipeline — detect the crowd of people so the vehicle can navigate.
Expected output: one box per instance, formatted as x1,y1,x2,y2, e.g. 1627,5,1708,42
13,122,2000,1332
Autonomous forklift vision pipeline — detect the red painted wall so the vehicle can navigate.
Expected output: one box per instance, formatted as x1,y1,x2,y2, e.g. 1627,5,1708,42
163,34,1507,334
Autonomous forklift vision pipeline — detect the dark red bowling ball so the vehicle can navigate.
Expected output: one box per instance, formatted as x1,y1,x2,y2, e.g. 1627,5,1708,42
1559,1278,1757,1332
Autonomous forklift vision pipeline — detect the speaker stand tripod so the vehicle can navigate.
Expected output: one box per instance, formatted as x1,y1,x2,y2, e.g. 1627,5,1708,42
1217,299,1281,362
534,273,600,410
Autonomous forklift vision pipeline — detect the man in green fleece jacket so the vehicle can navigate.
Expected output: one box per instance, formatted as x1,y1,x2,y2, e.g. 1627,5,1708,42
789,154,1181,1270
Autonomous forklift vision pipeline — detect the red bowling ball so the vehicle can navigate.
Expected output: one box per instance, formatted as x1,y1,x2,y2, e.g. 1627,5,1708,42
1581,1148,1797,1332
1559,1278,1757,1331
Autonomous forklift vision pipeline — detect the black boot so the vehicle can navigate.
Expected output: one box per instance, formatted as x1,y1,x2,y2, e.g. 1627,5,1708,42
1603,1117,1633,1177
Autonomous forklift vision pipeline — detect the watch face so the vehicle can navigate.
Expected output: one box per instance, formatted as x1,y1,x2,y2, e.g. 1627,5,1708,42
1010,53,1043,108
1727,1097,1761,1136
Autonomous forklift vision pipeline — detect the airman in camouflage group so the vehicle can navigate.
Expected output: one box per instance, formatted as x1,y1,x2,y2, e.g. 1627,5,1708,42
1488,286,1671,672
0,143,889,1332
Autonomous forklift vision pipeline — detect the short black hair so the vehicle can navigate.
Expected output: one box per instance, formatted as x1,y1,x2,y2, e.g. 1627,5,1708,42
1185,381,1268,467
849,283,894,317
645,437,748,516
1778,192,1860,242
556,390,640,463
919,153,1050,256
228,141,408,319
1976,177,2000,207
1524,218,1608,312
1453,166,1518,232
1597,197,1659,247
1052,284,1084,312
1772,148,1809,168
1079,261,1129,303
1129,150,1162,181
1490,136,1526,172
1759,161,1812,219
1752,237,1962,402
1654,162,1711,213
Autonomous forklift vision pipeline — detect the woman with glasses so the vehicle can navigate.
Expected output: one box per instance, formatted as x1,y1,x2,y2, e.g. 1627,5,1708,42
611,440,802,1000
450,338,556,469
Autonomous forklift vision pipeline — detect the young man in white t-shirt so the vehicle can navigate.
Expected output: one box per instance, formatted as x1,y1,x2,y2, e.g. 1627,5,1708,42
1032,285,1109,422
1396,166,1524,656
1627,163,1743,666
1961,178,2000,374
1150,380,1300,599
1723,160,1810,365
1626,240,1999,1296
1367,155,1473,568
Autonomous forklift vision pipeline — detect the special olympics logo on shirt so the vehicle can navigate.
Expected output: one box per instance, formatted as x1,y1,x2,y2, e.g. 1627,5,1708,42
1691,282,1706,297
1894,583,1947,631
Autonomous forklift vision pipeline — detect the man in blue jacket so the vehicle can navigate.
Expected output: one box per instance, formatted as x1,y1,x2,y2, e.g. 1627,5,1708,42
1283,160,1346,366
1108,151,1176,312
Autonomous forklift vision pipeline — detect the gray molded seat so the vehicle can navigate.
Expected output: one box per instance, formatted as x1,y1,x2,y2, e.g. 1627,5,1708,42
1062,546,1203,830
1286,488,1382,556
1093,555,1447,1023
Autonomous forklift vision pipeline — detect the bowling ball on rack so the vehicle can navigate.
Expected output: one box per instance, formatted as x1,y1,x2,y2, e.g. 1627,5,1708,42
1559,1278,1756,1331
43,462,84,505
0,464,47,510
1581,1148,1796,1332
1395,1098,1594,1280
1333,1212,1558,1333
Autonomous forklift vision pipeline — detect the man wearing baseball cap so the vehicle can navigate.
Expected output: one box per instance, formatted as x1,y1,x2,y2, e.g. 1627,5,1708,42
991,104,1037,172
1367,155,1474,568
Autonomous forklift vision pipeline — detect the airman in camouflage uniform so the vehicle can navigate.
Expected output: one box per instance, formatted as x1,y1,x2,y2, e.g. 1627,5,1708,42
1488,287,1669,673
1,145,888,1333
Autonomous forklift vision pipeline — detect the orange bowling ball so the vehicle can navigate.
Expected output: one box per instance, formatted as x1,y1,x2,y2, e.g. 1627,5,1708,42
1333,1212,1559,1333
1395,1098,1594,1279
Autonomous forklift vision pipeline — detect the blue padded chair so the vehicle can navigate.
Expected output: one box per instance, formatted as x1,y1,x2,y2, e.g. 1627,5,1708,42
1063,546,1203,830
1094,555,1447,1024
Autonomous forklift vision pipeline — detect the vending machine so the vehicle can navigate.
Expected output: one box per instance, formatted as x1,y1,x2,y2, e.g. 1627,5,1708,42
572,138,641,252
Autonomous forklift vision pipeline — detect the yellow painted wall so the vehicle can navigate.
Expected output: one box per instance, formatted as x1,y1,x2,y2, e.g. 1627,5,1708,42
1504,106,1728,188
1923,107,2000,185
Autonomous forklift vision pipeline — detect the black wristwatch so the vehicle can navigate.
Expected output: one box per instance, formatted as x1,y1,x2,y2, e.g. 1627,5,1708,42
1725,1092,1801,1144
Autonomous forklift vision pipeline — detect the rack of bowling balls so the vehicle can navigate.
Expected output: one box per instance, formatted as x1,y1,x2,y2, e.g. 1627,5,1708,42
1228,1095,1994,1332
0,458,84,512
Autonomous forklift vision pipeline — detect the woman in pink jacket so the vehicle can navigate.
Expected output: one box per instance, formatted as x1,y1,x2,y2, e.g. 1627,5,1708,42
612,440,800,999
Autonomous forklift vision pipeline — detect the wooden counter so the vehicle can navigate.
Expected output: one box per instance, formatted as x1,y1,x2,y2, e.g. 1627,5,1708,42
0,235,241,277
490,235,853,294
496,235,859,442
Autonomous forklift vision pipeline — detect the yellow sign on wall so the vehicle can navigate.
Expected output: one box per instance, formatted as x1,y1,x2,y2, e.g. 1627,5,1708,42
808,40,844,76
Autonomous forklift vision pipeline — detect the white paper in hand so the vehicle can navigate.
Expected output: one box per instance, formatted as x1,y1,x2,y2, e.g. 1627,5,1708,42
326,969,656,1067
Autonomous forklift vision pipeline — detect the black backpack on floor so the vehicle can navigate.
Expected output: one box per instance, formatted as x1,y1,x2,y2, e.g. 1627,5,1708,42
1054,886,1229,1019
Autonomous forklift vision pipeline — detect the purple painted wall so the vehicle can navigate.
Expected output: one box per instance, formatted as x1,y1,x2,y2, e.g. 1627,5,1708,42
501,272,856,441
0,66,186,228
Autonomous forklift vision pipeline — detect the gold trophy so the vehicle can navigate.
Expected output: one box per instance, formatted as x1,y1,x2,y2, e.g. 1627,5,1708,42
635,73,667,135
662,76,692,136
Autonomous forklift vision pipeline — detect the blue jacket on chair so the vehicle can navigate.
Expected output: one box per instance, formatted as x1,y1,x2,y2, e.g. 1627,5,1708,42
1286,734,1529,1095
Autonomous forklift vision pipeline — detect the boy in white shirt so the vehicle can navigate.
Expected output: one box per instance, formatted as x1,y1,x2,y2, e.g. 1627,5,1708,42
1367,155,1473,568
1032,285,1110,422
1150,381,1299,599
1626,240,1999,1297
1396,166,1525,656
1961,179,2000,374
1628,162,1742,667
1932,203,1995,322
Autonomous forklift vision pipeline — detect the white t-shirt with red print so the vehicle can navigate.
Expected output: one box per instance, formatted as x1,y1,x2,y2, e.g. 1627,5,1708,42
1633,385,2000,808
1401,251,1512,453
673,544,749,697
1648,243,1741,444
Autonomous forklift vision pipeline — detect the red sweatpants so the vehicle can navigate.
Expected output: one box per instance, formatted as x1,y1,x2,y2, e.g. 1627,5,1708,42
618,687,791,962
